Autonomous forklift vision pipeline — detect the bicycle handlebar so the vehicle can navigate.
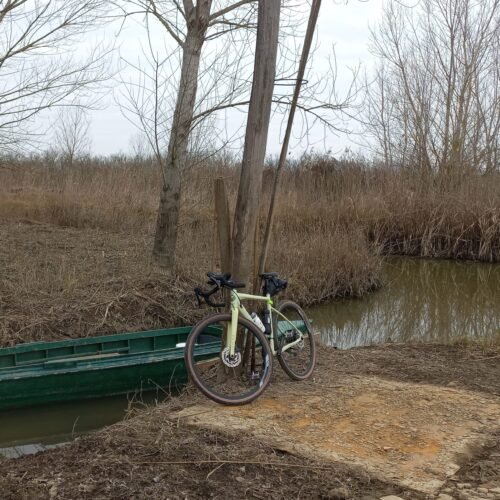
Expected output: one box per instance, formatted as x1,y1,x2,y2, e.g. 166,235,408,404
194,286,225,308
194,272,247,308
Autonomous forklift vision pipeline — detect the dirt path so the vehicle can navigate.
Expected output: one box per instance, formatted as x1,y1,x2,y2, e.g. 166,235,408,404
1,344,499,499
177,375,500,494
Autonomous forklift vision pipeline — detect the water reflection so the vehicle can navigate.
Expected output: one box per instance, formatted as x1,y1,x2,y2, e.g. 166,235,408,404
307,258,500,349
0,391,165,454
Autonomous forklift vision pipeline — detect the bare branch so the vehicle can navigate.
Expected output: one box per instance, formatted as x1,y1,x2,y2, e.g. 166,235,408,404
209,0,254,21
0,0,113,152
147,0,185,47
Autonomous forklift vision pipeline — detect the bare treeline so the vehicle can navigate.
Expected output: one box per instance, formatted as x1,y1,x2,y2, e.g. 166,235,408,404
0,0,111,153
366,0,500,175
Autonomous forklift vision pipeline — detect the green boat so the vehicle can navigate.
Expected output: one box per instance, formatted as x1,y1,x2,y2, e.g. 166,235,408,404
0,326,220,410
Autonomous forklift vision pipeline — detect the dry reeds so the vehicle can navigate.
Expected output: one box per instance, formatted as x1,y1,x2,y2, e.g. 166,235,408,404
0,154,498,346
2,156,498,264
266,157,500,262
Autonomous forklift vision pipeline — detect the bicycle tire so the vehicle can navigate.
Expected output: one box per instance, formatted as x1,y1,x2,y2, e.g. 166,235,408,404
185,312,273,405
273,300,316,380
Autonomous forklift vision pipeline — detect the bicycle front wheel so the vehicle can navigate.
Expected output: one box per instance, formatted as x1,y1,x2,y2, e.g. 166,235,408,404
185,313,273,405
274,300,316,380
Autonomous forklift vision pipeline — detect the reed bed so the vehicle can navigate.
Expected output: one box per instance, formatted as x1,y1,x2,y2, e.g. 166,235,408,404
0,154,498,345
2,156,499,263
0,157,379,345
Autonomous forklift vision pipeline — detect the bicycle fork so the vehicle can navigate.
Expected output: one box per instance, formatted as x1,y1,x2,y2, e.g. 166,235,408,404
227,292,258,376
228,292,239,357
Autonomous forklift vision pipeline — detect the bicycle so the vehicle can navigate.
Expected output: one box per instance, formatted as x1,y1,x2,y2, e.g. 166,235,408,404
184,272,316,405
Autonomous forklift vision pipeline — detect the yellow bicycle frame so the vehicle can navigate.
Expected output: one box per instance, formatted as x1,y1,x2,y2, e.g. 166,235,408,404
227,289,305,357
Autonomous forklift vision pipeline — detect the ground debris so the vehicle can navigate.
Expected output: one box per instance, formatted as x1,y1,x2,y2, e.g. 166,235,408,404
176,373,500,494
1,345,499,499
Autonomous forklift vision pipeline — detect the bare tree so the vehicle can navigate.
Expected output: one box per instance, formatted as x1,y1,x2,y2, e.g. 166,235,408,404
0,0,112,153
129,132,153,161
118,22,248,176
365,0,500,175
119,0,360,273
258,0,322,278
53,107,91,167
117,0,256,272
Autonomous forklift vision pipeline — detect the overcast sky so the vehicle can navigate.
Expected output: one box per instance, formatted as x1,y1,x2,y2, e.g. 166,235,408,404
87,0,385,158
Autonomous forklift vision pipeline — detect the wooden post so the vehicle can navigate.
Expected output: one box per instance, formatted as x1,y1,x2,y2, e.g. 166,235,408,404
214,178,232,273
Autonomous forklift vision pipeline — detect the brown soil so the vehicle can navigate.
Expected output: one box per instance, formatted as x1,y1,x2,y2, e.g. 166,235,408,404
178,375,500,494
1,344,499,499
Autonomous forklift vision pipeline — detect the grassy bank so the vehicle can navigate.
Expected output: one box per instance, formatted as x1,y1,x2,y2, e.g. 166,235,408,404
1,155,498,345
275,156,500,262
0,155,380,345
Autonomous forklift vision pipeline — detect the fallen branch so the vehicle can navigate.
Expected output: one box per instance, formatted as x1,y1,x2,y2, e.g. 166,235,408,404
458,354,500,363
132,459,332,470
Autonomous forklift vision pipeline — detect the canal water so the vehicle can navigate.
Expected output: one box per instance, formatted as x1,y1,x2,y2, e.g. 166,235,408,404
0,392,166,458
308,257,500,349
1,258,499,456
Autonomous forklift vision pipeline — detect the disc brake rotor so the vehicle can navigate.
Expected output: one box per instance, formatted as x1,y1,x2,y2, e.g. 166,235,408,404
221,347,242,368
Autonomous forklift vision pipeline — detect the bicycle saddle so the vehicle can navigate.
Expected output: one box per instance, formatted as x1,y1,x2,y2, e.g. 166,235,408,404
259,272,278,279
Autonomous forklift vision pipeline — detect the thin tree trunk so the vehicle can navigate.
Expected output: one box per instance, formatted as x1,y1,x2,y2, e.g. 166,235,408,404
231,0,281,285
152,1,212,271
258,0,321,278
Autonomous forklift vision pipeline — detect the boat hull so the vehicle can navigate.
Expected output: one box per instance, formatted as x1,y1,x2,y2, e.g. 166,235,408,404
0,326,217,410
0,320,306,410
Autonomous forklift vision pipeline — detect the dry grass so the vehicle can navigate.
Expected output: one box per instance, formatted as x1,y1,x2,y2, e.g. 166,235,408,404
273,157,500,262
0,157,381,346
1,154,498,346
0,223,204,346
3,155,498,261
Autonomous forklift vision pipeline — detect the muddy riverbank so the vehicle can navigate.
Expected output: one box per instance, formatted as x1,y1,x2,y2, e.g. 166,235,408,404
1,343,499,499
0,221,380,348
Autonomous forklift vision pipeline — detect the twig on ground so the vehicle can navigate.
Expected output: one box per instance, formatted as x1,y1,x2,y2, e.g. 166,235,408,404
132,459,332,470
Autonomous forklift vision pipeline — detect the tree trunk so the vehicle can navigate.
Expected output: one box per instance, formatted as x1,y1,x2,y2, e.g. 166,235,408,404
152,1,212,271
231,0,281,285
258,0,321,278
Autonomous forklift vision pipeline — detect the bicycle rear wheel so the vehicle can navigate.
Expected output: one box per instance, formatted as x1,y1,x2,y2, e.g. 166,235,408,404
274,300,316,380
185,313,273,405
